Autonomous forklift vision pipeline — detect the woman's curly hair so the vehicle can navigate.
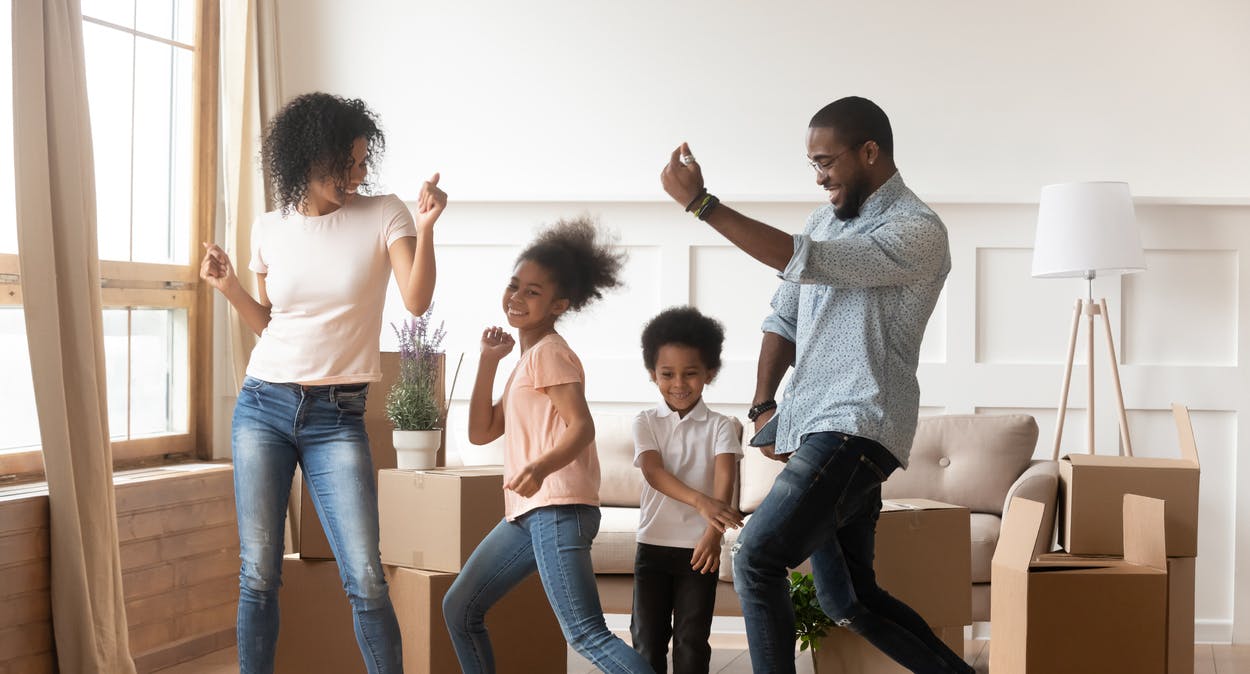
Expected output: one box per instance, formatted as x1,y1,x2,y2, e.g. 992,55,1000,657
517,216,626,312
262,92,385,213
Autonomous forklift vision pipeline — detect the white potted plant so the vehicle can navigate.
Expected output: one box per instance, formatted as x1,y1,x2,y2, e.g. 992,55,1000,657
386,307,451,469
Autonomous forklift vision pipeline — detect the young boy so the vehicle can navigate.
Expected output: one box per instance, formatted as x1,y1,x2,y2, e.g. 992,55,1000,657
631,306,744,674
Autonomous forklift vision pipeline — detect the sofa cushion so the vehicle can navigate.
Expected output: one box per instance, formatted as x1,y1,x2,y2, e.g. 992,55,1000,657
590,506,639,574
969,512,1000,584
738,441,787,514
882,414,1038,516
596,414,647,507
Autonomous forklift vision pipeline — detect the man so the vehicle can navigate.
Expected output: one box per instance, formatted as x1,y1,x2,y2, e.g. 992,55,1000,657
660,96,966,673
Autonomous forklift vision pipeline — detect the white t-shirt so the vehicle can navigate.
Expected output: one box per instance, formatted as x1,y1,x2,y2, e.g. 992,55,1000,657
633,399,743,548
246,193,416,385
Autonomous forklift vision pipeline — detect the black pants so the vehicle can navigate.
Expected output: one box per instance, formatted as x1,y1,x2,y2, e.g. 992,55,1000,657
630,542,719,674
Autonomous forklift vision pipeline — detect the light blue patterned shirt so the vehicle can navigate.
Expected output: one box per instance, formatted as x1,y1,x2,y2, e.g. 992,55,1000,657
762,172,949,467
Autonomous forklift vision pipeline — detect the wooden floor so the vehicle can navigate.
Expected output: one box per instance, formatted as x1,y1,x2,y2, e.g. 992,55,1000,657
157,637,1250,673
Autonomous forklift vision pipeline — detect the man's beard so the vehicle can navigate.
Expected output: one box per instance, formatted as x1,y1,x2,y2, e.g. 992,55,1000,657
833,179,866,220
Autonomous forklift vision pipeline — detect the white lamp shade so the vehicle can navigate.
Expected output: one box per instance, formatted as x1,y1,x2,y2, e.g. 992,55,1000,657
1031,181,1145,278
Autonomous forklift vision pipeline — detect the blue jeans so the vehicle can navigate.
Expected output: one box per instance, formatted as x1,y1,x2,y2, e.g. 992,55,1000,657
443,505,653,674
232,376,402,674
732,432,972,674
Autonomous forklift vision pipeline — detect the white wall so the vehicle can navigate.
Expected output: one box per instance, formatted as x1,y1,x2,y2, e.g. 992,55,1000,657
266,0,1250,641
275,0,1250,202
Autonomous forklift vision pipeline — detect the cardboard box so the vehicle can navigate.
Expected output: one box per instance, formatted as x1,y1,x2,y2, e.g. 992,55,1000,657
1035,553,1194,674
388,566,565,674
275,555,379,674
812,624,964,673
1166,557,1196,674
991,496,1169,674
298,352,447,560
274,555,565,674
1059,403,1201,557
874,499,972,628
379,466,505,572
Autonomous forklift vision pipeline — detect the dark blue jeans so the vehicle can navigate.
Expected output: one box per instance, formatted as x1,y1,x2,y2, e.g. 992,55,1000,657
732,432,971,674
232,376,402,674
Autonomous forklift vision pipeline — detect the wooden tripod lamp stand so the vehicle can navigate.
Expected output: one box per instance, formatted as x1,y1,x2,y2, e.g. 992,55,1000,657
1031,182,1146,460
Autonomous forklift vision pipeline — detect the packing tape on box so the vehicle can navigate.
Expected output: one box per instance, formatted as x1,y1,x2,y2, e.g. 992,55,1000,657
411,552,423,567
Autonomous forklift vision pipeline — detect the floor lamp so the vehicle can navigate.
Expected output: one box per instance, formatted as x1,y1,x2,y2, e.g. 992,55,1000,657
1031,181,1145,460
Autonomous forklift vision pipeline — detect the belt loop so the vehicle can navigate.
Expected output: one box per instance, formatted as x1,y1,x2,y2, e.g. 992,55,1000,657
328,385,337,403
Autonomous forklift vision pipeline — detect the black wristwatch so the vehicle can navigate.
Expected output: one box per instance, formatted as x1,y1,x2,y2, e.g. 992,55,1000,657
747,399,777,422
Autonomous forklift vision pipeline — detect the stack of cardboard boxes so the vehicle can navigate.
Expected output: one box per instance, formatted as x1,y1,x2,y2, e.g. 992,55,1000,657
991,404,1201,674
274,354,564,673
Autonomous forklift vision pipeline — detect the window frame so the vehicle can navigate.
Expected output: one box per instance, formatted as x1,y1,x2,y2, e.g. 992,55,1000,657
0,0,218,481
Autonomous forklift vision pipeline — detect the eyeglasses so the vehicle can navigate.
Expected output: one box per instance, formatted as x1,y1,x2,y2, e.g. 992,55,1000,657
807,142,865,174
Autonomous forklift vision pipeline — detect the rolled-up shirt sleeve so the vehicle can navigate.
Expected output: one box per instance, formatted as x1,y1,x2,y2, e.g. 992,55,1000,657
780,215,948,289
761,280,798,342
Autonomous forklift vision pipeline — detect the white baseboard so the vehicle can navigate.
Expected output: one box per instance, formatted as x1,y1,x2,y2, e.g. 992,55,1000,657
1196,620,1232,644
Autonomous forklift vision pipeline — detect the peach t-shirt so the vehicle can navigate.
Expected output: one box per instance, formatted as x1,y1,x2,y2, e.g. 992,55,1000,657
502,334,601,520
246,193,416,385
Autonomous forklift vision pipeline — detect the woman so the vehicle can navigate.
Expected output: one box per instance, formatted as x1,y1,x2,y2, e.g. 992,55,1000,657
200,92,446,674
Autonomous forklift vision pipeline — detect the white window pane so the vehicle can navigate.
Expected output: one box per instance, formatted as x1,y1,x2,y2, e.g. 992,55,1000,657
81,0,136,29
136,0,195,46
131,37,174,263
0,0,16,255
129,308,188,436
170,46,194,264
103,309,129,439
0,308,41,452
83,23,134,262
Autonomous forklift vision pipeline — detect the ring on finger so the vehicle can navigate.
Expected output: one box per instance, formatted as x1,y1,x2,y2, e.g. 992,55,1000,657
679,154,696,166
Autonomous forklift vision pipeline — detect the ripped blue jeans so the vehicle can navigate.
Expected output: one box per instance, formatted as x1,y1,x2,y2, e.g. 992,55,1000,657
232,376,402,674
732,431,971,674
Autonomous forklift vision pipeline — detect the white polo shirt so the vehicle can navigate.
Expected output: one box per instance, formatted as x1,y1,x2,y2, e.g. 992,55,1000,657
633,399,742,548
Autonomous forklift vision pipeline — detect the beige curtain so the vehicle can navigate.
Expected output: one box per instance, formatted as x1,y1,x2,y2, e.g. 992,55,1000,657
222,0,281,389
222,0,294,548
11,0,136,672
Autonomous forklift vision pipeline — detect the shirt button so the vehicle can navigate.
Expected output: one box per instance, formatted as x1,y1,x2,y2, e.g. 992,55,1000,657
938,457,951,468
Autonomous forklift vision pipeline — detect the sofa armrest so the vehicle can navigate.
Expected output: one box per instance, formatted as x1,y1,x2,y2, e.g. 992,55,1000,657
1002,460,1060,556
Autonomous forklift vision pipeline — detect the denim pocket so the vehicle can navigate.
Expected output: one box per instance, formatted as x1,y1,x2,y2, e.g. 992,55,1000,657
833,456,884,527
241,376,266,392
574,505,601,541
334,394,367,415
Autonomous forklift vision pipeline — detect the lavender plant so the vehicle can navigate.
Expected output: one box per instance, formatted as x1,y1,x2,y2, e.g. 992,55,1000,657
386,305,447,431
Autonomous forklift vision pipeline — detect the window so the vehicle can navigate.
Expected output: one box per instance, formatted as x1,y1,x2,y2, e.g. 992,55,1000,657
0,0,216,478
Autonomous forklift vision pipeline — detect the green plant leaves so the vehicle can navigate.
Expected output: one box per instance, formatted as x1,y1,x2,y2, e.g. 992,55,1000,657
789,571,833,653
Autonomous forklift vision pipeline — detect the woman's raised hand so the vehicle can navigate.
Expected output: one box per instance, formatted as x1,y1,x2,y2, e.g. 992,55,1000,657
479,326,516,362
415,172,447,230
199,243,237,294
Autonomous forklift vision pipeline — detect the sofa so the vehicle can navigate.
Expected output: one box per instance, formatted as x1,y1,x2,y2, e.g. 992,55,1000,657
586,412,1059,622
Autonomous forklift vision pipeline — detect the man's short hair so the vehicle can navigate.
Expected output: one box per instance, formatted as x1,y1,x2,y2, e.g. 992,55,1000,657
809,96,893,157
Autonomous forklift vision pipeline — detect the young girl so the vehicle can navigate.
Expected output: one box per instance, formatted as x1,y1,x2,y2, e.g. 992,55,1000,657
631,307,743,674
200,92,445,674
444,218,653,674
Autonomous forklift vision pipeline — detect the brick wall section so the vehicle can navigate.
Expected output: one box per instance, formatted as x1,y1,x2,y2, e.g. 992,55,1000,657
0,464,239,674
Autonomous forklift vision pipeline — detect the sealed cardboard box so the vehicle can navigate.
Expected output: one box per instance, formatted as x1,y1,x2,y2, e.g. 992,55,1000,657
298,352,448,560
379,466,504,572
813,624,964,674
388,566,565,674
274,555,374,674
1059,403,1200,556
874,499,972,628
274,555,565,674
991,496,1169,674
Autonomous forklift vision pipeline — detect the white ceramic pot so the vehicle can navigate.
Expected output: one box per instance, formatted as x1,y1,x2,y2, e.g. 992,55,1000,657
393,429,441,470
